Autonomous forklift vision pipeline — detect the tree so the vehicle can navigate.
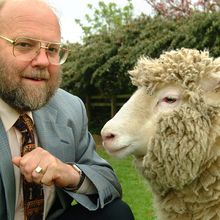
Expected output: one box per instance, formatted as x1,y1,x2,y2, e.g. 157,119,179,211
62,1,135,96
75,0,134,39
145,0,220,18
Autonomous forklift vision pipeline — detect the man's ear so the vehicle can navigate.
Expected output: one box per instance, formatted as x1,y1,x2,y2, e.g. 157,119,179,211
201,72,220,106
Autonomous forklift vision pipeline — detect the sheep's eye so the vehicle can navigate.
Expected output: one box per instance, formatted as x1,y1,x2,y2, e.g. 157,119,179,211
162,96,177,104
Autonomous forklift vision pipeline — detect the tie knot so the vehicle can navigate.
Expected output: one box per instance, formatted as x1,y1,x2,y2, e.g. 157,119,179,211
14,114,34,133
14,113,35,153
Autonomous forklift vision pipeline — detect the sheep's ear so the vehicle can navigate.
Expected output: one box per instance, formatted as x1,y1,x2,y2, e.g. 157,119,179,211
201,56,220,91
201,72,220,105
200,72,220,92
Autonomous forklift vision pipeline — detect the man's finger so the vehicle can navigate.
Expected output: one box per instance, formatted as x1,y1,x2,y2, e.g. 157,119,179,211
12,156,22,167
39,166,54,186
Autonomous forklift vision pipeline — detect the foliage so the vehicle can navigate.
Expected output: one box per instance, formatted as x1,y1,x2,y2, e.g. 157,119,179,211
75,0,134,39
145,0,220,18
170,12,220,56
62,1,135,96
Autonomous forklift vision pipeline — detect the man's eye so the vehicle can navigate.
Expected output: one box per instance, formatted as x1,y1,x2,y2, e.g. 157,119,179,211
15,42,34,49
47,46,59,54
17,42,31,47
162,96,177,104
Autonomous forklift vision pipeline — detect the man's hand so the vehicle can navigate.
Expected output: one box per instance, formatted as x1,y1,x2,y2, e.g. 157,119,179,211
12,147,80,187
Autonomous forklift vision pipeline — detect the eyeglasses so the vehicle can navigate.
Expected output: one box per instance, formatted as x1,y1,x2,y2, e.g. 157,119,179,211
0,35,69,65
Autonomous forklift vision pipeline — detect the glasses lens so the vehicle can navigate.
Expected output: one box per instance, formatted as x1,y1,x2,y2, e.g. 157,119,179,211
47,44,69,65
13,38,40,61
58,47,69,65
13,37,69,65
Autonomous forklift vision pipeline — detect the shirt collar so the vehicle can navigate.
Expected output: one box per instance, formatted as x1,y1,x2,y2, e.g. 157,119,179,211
0,98,33,132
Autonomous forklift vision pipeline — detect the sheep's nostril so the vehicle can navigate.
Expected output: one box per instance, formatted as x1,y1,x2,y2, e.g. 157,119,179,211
101,132,116,142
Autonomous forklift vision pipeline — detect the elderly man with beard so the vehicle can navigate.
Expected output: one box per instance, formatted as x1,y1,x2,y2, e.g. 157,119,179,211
0,0,134,220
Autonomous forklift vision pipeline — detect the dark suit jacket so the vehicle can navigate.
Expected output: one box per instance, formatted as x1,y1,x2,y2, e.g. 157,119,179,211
0,89,122,220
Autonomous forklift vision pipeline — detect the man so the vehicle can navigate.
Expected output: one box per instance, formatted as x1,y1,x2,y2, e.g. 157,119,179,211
0,0,134,219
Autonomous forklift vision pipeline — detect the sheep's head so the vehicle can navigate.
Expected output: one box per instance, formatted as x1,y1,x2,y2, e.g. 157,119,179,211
101,48,220,192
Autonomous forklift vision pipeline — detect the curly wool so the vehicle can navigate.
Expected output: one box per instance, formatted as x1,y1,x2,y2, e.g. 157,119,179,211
129,48,220,92
144,102,214,191
130,48,220,220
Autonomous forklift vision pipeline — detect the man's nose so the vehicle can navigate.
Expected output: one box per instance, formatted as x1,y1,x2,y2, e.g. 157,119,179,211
31,48,50,67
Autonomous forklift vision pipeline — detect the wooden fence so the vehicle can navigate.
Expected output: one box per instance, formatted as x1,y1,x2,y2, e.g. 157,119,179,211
84,94,130,121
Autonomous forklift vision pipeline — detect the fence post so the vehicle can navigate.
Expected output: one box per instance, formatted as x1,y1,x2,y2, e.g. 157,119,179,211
85,95,91,121
111,96,117,118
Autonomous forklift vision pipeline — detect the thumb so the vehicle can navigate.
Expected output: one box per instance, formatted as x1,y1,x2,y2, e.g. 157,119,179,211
12,156,22,167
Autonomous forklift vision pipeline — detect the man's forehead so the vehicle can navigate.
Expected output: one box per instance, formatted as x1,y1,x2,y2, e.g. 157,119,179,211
0,0,61,39
1,0,51,16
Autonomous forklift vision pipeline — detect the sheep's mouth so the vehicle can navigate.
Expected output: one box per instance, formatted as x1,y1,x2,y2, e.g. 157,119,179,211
105,145,130,157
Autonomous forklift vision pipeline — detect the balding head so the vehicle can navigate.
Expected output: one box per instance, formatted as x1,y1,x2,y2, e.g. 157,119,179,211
0,0,60,39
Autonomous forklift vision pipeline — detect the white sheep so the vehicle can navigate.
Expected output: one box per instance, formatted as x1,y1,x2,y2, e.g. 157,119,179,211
101,48,220,220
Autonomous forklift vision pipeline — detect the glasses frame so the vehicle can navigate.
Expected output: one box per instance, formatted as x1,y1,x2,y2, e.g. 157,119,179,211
0,35,69,65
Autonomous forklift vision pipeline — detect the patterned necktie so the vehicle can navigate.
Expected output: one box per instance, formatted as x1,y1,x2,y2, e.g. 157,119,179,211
14,114,44,220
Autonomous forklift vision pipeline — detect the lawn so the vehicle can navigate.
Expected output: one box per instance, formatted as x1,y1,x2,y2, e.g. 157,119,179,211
97,147,155,220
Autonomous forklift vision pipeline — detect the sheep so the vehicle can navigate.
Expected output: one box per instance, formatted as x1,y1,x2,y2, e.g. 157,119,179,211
101,48,220,220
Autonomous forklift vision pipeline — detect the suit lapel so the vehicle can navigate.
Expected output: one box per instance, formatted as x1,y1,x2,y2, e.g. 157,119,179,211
0,120,16,220
33,105,75,162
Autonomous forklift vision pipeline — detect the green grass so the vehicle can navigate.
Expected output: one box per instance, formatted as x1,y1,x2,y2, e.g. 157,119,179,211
97,148,155,220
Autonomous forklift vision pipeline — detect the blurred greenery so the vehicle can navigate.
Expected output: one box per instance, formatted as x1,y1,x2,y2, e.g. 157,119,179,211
97,148,155,220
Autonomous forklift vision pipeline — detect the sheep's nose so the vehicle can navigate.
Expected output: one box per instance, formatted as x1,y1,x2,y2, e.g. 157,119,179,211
101,129,116,143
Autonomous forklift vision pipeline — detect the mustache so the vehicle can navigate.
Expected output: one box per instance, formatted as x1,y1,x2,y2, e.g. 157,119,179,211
22,70,50,80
